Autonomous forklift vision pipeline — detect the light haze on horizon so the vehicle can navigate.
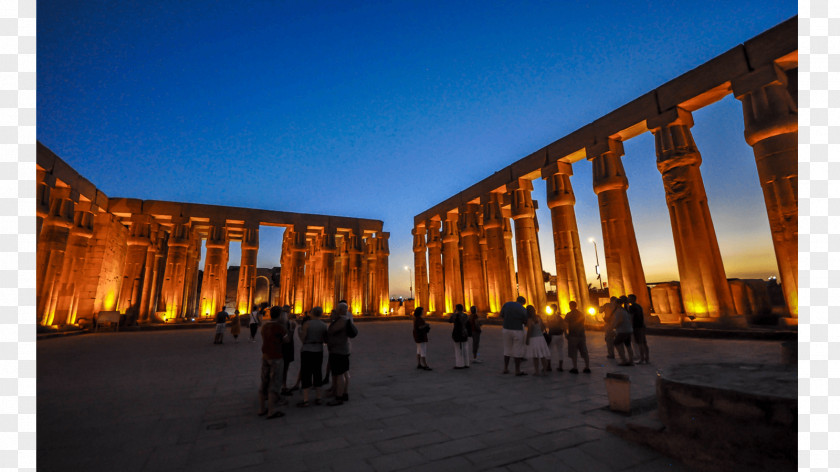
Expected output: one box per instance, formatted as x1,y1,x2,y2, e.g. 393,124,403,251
37,1,797,298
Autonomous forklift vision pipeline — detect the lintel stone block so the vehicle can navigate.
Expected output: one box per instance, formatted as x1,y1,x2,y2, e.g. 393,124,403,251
585,138,624,161
107,198,143,215
540,160,573,179
143,200,184,218
36,142,57,172
731,63,787,99
743,16,797,71
510,151,546,182
656,46,750,112
587,91,658,141
647,107,694,131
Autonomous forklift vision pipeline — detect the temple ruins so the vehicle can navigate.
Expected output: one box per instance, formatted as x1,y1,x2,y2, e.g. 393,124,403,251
412,18,797,324
36,144,390,327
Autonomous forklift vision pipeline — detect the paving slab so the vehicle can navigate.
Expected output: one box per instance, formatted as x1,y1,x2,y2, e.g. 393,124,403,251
38,321,781,471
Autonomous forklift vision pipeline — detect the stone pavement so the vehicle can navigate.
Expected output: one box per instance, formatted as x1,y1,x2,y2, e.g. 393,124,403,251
37,321,781,471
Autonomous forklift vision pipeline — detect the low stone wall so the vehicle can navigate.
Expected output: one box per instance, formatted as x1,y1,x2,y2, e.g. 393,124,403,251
656,363,796,469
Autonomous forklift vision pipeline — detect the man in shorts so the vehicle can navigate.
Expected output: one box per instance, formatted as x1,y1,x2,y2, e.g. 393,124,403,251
565,300,590,373
500,296,528,376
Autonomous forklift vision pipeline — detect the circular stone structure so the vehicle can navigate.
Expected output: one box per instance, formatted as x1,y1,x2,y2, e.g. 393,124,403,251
656,363,796,469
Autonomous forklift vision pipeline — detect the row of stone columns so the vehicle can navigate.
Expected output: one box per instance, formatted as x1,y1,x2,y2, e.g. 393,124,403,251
413,64,798,320
278,228,390,315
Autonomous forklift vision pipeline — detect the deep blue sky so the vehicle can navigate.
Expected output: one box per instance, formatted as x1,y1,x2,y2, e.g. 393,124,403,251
38,1,796,297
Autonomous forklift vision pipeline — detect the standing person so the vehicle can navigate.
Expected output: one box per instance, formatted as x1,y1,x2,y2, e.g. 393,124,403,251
413,306,432,370
545,303,566,372
326,302,358,406
468,306,483,363
230,310,241,343
213,306,229,344
610,296,635,366
280,306,299,395
601,297,618,359
297,306,328,407
500,296,529,376
448,304,470,369
258,306,289,419
628,294,649,364
248,306,262,342
524,305,551,375
565,300,591,373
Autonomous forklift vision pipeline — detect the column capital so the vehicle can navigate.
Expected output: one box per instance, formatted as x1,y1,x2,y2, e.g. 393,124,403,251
442,216,459,243
458,203,481,236
426,220,442,248
649,108,702,174
540,160,573,179
481,192,506,229
589,138,628,195
412,226,427,252
732,63,797,146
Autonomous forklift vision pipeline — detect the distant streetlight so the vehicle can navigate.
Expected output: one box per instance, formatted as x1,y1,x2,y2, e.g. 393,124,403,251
404,265,414,299
589,237,604,290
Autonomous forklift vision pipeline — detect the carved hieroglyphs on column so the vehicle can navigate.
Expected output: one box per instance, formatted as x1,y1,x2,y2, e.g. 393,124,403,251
481,192,515,313
508,179,547,313
543,161,589,314
588,139,651,314
649,107,735,319
441,213,464,313
236,225,259,315
459,203,489,313
425,220,444,314
733,64,798,317
412,224,429,312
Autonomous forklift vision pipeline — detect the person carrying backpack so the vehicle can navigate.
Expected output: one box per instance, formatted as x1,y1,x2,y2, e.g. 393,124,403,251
448,304,470,369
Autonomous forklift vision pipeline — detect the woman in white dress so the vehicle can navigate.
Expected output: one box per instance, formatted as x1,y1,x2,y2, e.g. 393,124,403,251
525,305,551,376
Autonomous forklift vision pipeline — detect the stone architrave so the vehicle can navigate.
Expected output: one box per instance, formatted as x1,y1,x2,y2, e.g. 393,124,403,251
732,64,798,317
425,219,444,315
441,212,464,313
649,107,736,319
458,203,489,313
52,201,95,326
587,139,651,314
412,224,429,312
543,161,590,313
37,187,76,325
199,222,230,317
319,231,338,313
507,179,547,313
236,225,259,315
481,192,515,313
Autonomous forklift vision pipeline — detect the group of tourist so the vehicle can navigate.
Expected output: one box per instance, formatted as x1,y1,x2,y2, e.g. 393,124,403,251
255,301,358,418
412,293,649,374
600,294,650,365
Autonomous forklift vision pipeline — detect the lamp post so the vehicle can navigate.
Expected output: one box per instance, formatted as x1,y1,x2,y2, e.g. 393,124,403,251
589,237,604,290
404,266,413,299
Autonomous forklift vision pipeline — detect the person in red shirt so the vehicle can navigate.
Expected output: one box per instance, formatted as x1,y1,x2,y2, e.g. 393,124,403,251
259,306,290,419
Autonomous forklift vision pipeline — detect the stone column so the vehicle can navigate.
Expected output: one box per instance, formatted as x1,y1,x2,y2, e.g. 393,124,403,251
36,169,55,240
337,233,349,303
363,235,377,314
481,192,515,312
37,187,76,325
278,230,293,307
425,219,444,315
320,231,338,313
458,203,489,313
588,139,650,314
346,231,364,315
507,179,547,313
441,212,464,313
236,225,259,315
649,107,735,319
373,233,390,315
160,217,191,320
52,201,95,326
138,223,162,323
732,64,798,317
200,222,229,317
543,161,590,314
412,224,429,312
118,215,153,320
290,227,308,315
183,233,202,319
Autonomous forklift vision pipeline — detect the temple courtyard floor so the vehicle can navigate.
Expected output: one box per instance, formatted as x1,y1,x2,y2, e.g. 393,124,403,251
37,321,781,472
